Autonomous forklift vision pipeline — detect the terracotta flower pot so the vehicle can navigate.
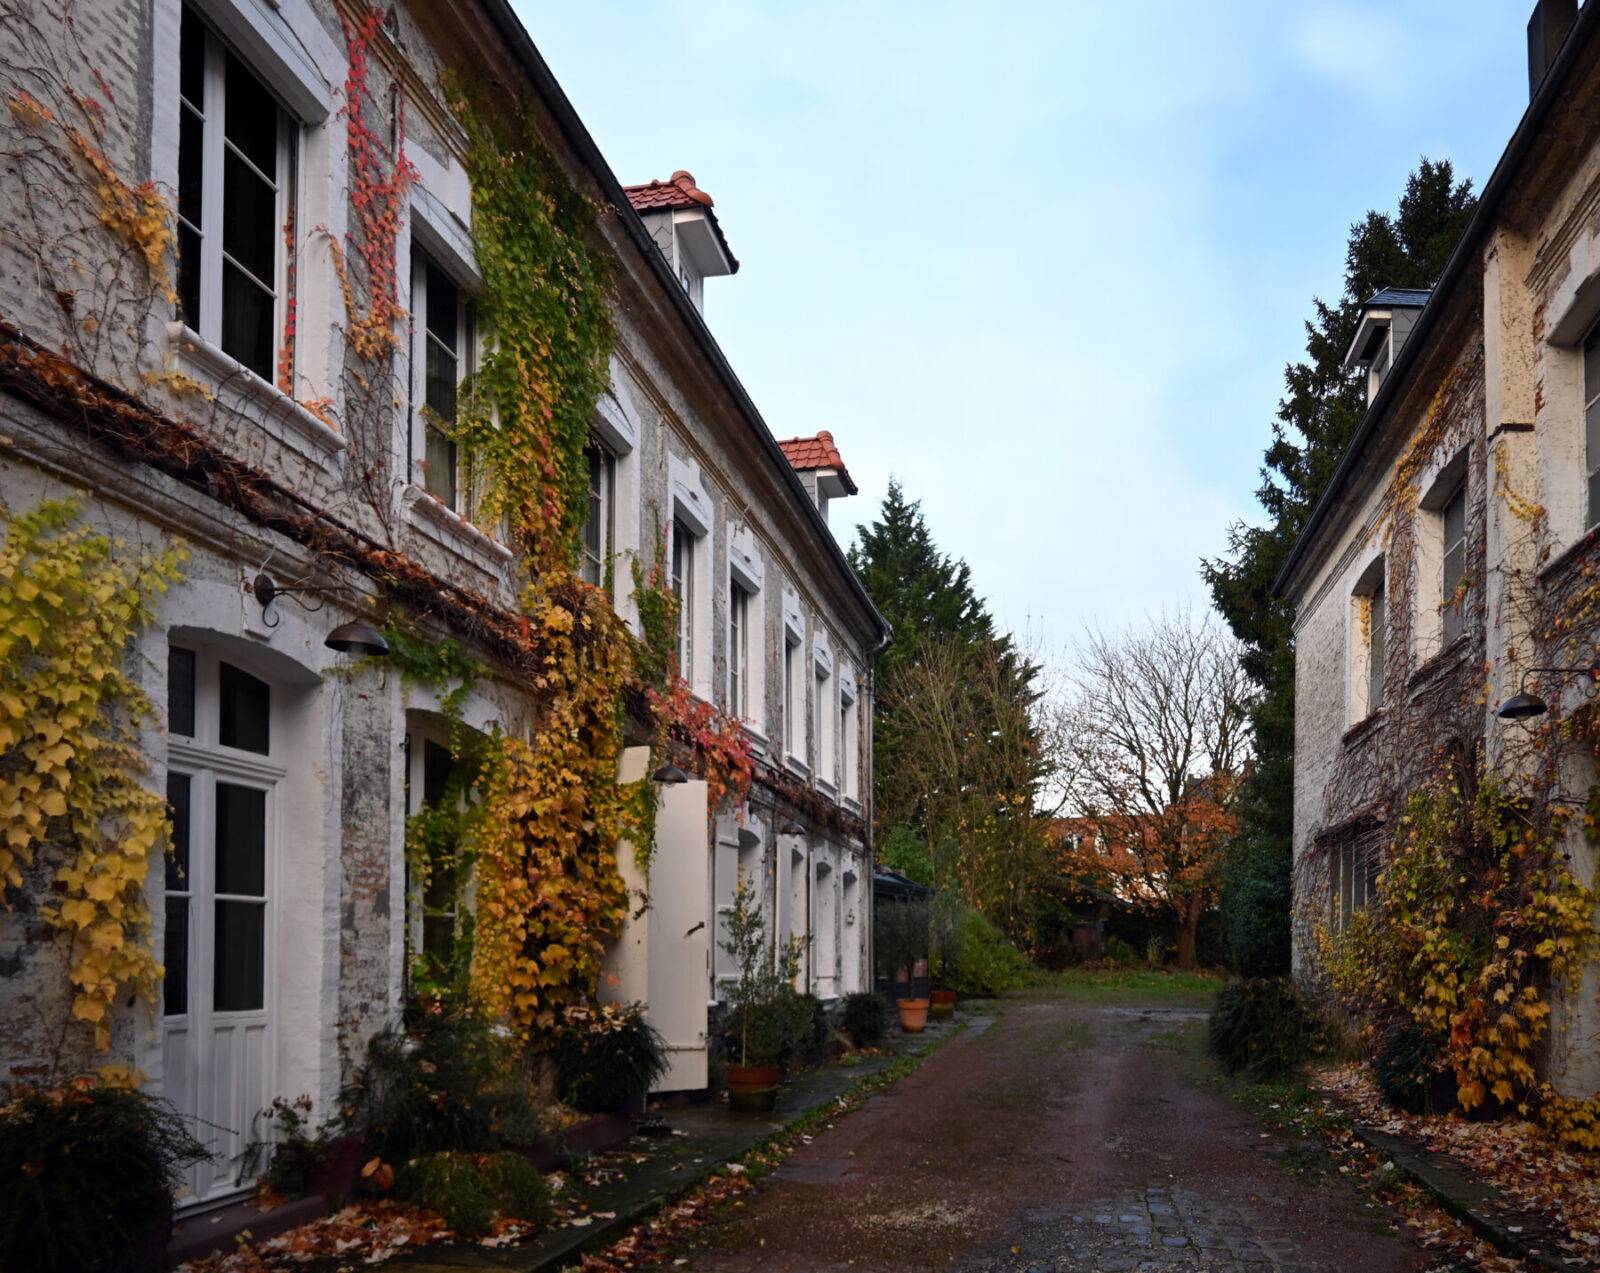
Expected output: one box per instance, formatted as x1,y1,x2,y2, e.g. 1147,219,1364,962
726,1064,781,1114
929,989,956,1021
897,998,930,1033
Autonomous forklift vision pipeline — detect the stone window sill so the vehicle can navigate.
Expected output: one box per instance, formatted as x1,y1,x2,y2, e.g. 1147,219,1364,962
1408,634,1471,693
1342,710,1385,748
403,485,513,571
166,323,344,462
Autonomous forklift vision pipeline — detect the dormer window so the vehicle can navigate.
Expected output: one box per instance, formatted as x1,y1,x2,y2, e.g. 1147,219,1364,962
623,171,739,316
1343,287,1431,406
775,431,859,525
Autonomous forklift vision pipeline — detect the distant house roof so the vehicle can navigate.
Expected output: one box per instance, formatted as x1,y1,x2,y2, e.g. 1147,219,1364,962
1364,286,1433,308
623,170,716,211
776,430,858,494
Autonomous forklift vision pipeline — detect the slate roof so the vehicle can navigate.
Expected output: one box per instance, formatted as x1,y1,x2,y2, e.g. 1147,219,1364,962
1365,286,1433,308
776,430,858,494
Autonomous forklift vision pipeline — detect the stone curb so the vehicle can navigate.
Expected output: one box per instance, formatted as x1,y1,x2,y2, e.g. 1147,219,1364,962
1347,1123,1598,1273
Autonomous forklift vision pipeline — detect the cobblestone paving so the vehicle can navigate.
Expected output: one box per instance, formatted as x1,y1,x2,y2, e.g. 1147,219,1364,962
987,1184,1325,1273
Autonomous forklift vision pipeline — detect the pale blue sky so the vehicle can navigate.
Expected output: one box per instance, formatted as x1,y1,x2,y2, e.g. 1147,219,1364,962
514,1,1529,650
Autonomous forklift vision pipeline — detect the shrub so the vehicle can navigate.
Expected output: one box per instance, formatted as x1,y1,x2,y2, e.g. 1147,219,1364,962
720,875,810,1069
1374,1024,1449,1114
1105,935,1140,967
551,1002,667,1114
1208,977,1326,1083
839,991,887,1046
396,1150,553,1237
788,993,830,1067
945,908,1033,996
344,1000,544,1163
260,1095,331,1199
875,896,930,990
0,1079,211,1273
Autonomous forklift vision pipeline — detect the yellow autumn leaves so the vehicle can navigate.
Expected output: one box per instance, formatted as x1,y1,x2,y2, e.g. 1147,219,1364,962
0,498,185,1048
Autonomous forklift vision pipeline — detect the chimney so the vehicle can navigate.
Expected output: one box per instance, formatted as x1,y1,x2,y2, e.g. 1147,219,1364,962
1528,0,1576,99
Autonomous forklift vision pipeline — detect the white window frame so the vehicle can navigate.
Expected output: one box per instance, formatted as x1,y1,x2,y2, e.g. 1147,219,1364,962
840,676,859,803
176,6,297,388
1585,321,1600,531
1350,555,1387,724
410,249,475,513
815,662,834,790
672,517,698,683
729,581,750,719
581,438,616,587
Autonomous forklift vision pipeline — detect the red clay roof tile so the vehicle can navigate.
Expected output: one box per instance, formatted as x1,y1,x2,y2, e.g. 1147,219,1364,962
776,430,858,495
623,170,716,211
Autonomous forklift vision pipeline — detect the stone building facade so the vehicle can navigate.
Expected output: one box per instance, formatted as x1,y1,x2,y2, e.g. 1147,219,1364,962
1277,0,1600,1097
0,0,886,1210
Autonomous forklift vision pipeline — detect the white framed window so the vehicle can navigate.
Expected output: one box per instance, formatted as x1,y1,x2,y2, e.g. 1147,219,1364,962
729,582,750,719
815,664,834,785
412,252,474,511
672,517,697,681
840,681,859,802
1328,826,1383,932
176,4,296,385
1351,556,1386,722
581,440,615,586
784,633,804,762
1585,322,1600,530
1440,484,1467,647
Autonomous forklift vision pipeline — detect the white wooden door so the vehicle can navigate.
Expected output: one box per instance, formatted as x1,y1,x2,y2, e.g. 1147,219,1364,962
162,651,277,1209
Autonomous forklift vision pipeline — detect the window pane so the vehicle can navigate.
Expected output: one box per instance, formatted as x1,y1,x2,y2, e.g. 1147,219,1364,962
425,261,458,349
178,105,204,228
166,771,191,890
423,740,453,807
168,646,195,737
1589,468,1600,533
214,900,264,1011
218,662,270,753
1369,585,1386,710
1585,324,1600,405
1443,487,1465,549
163,897,189,1016
215,782,266,896
424,421,457,507
425,334,457,425
223,50,278,176
422,914,455,973
180,6,205,106
1587,397,1600,493
177,224,203,331
222,148,276,284
221,260,274,379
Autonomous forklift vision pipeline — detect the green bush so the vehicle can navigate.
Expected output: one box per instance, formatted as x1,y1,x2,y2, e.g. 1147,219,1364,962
396,1150,553,1237
839,991,887,1046
344,1001,544,1163
944,908,1033,996
1105,935,1140,967
1374,1024,1449,1114
551,1002,667,1114
1208,977,1326,1083
0,1081,210,1273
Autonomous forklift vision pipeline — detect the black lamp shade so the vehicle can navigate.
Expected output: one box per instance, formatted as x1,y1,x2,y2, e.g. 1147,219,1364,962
325,621,390,657
652,763,690,784
1498,692,1549,720
779,820,806,836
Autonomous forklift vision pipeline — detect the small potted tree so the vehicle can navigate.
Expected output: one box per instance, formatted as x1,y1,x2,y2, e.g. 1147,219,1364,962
877,897,930,1032
928,890,963,1021
720,875,803,1112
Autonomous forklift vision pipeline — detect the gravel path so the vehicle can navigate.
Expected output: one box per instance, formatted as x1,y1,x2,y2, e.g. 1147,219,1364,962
682,992,1431,1273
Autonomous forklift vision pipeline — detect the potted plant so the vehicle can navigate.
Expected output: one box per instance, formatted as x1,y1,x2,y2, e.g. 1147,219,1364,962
876,896,930,1032
0,1077,210,1273
719,874,804,1112
551,1001,668,1116
928,890,963,1021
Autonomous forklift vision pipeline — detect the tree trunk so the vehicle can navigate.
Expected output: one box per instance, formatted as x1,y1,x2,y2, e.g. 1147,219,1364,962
1174,894,1204,970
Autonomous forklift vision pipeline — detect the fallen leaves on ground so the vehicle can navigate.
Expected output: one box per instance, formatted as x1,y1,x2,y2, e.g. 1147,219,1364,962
1311,1063,1600,1270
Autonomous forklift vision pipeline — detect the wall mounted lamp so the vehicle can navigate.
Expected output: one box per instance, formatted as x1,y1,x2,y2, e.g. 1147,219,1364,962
253,572,390,657
779,819,806,836
652,762,689,784
1497,665,1600,721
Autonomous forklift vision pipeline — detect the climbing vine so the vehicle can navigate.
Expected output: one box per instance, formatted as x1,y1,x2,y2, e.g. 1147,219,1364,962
0,499,186,1049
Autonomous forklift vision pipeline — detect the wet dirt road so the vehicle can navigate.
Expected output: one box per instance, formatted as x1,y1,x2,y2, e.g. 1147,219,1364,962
683,992,1431,1273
